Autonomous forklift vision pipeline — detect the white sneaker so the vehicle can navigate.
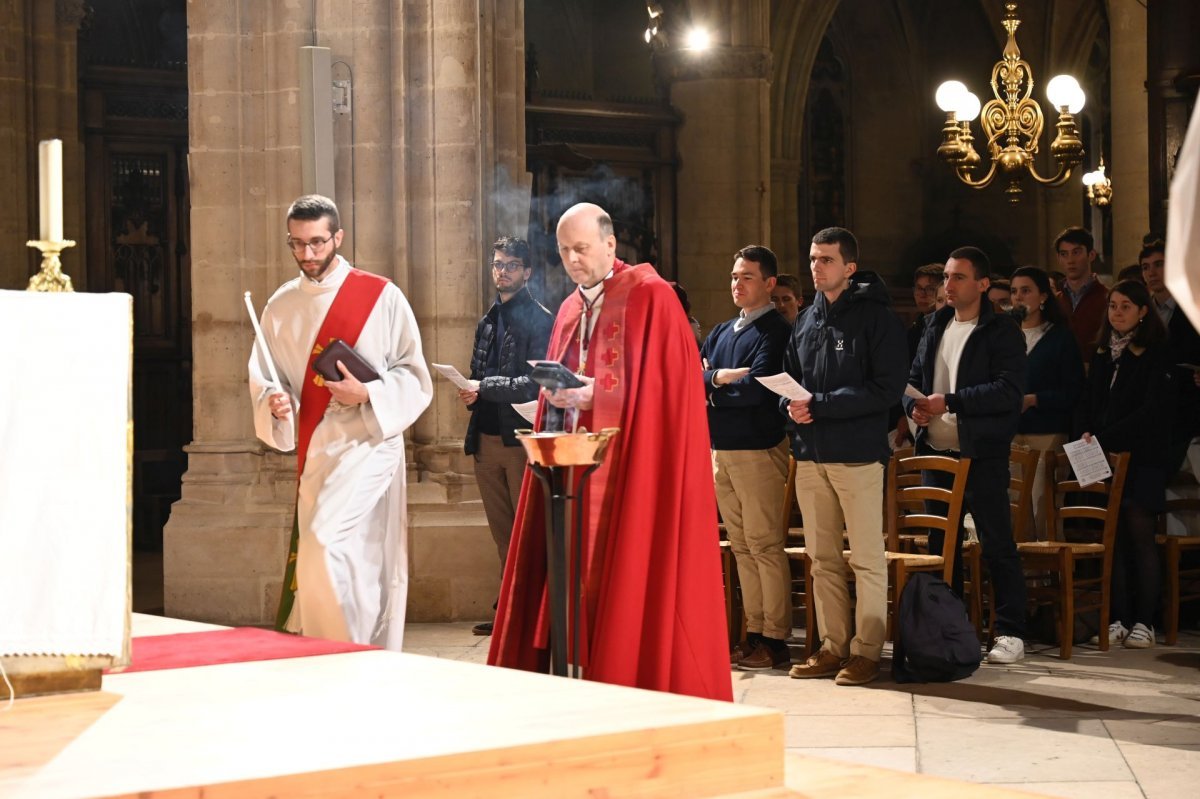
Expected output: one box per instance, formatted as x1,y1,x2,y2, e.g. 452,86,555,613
1124,623,1156,649
1090,621,1129,645
986,635,1025,664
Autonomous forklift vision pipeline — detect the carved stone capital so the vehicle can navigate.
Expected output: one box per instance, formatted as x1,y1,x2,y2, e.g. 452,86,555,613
56,0,87,27
657,46,773,83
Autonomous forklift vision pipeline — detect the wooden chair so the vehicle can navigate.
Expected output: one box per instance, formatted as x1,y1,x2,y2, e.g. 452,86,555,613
1156,497,1200,645
1017,450,1130,659
884,451,973,639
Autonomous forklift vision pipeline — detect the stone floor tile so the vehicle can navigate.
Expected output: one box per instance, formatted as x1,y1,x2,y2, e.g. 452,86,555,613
783,714,915,748
1115,742,1200,799
916,717,1132,783
988,781,1145,799
786,746,918,773
403,622,485,647
1104,717,1200,746
738,673,916,716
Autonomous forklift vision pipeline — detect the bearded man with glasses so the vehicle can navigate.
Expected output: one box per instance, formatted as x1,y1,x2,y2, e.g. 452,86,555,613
248,194,432,651
459,236,553,636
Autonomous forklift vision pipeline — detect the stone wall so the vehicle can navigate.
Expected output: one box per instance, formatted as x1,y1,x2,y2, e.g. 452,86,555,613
0,1,86,291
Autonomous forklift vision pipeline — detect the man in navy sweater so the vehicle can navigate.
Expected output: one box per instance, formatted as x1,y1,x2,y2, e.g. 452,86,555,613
701,245,793,671
783,227,906,686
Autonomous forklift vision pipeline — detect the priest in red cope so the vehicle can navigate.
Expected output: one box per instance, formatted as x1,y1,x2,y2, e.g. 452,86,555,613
487,202,732,701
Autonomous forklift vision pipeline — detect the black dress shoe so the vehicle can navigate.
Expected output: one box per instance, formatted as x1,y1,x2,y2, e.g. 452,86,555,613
472,621,494,636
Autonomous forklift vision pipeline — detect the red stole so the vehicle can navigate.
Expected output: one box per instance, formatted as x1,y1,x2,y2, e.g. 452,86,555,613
296,268,388,476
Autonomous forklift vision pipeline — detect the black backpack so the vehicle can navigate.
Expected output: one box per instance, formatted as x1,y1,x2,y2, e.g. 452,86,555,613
891,572,982,683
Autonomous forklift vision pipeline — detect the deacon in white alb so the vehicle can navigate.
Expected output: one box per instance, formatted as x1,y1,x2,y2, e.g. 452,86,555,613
248,194,432,651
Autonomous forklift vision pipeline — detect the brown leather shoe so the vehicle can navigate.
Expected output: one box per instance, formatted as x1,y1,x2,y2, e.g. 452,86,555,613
788,648,845,679
737,642,791,671
730,639,754,666
834,654,880,686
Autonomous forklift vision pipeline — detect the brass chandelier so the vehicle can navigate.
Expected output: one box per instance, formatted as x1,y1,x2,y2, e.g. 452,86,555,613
935,1,1085,203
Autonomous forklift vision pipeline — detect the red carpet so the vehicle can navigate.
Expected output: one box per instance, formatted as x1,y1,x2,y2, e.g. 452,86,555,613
108,628,378,674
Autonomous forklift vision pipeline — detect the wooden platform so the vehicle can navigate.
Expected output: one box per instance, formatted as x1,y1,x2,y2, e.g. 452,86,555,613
0,616,783,798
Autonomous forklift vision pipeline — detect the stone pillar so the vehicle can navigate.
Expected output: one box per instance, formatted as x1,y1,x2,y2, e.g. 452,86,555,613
770,159,802,277
663,0,772,332
166,0,526,625
0,0,86,290
1109,0,1150,269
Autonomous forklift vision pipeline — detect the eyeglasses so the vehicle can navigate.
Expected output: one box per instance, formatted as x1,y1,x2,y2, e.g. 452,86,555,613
491,260,526,274
286,235,334,253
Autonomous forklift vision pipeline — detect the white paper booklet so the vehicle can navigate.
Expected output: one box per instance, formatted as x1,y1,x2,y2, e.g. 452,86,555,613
431,363,478,391
1062,436,1113,488
755,372,813,401
512,400,538,424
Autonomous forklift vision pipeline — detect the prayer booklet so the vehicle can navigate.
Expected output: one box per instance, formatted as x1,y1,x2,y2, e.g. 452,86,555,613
512,400,538,424
431,363,478,390
1062,436,1113,488
313,339,380,383
755,372,813,401
904,384,927,401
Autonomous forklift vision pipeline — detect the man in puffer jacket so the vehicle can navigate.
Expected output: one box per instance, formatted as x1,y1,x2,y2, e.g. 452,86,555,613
783,226,906,687
460,236,553,635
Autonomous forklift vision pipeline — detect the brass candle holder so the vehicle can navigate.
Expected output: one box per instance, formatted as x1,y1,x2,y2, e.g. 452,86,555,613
27,238,76,292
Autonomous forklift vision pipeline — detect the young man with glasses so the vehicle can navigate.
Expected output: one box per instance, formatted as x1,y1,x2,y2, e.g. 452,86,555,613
248,194,432,651
458,236,553,636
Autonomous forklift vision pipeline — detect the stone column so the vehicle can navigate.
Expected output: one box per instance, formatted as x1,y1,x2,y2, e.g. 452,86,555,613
1108,0,1150,269
0,0,86,290
166,0,526,624
770,159,802,277
662,0,772,332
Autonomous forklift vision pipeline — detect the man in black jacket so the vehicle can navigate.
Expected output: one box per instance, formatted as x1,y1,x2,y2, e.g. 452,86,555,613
1141,238,1200,472
783,227,906,686
905,246,1028,664
460,236,553,635
701,245,793,671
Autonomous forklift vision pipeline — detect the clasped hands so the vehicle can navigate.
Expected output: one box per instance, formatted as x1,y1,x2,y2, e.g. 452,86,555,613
268,360,369,419
910,393,948,426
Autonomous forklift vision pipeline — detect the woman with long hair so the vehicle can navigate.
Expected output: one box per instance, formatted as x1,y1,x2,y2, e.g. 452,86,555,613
1078,279,1174,649
1010,266,1084,534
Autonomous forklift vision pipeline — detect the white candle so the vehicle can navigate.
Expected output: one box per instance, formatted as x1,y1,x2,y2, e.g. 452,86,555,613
38,139,64,241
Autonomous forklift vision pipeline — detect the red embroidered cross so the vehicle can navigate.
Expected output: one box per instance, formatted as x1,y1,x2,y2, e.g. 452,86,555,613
601,347,620,368
599,372,620,392
604,322,620,340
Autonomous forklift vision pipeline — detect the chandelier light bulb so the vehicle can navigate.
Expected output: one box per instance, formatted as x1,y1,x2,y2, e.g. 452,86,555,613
1046,75,1084,113
956,92,982,122
685,27,711,51
1082,170,1099,186
644,27,653,44
936,81,969,113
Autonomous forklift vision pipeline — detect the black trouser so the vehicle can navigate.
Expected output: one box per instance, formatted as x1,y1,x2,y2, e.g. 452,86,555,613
1111,499,1161,628
921,449,1028,638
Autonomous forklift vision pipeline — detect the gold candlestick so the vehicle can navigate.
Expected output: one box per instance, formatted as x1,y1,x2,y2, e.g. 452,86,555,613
26,238,76,292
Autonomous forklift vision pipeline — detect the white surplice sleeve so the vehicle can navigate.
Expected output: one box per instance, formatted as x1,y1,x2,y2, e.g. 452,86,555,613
362,284,433,440
248,309,298,453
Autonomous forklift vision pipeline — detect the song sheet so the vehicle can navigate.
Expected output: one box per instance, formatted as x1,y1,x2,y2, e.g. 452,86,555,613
1063,436,1113,488
755,372,813,402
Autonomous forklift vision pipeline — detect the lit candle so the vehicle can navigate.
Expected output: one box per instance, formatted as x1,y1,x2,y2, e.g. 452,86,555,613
38,139,64,241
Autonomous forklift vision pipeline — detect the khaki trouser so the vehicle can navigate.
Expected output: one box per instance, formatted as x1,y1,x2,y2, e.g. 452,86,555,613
473,433,528,574
1012,433,1066,539
794,460,887,660
714,441,791,640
